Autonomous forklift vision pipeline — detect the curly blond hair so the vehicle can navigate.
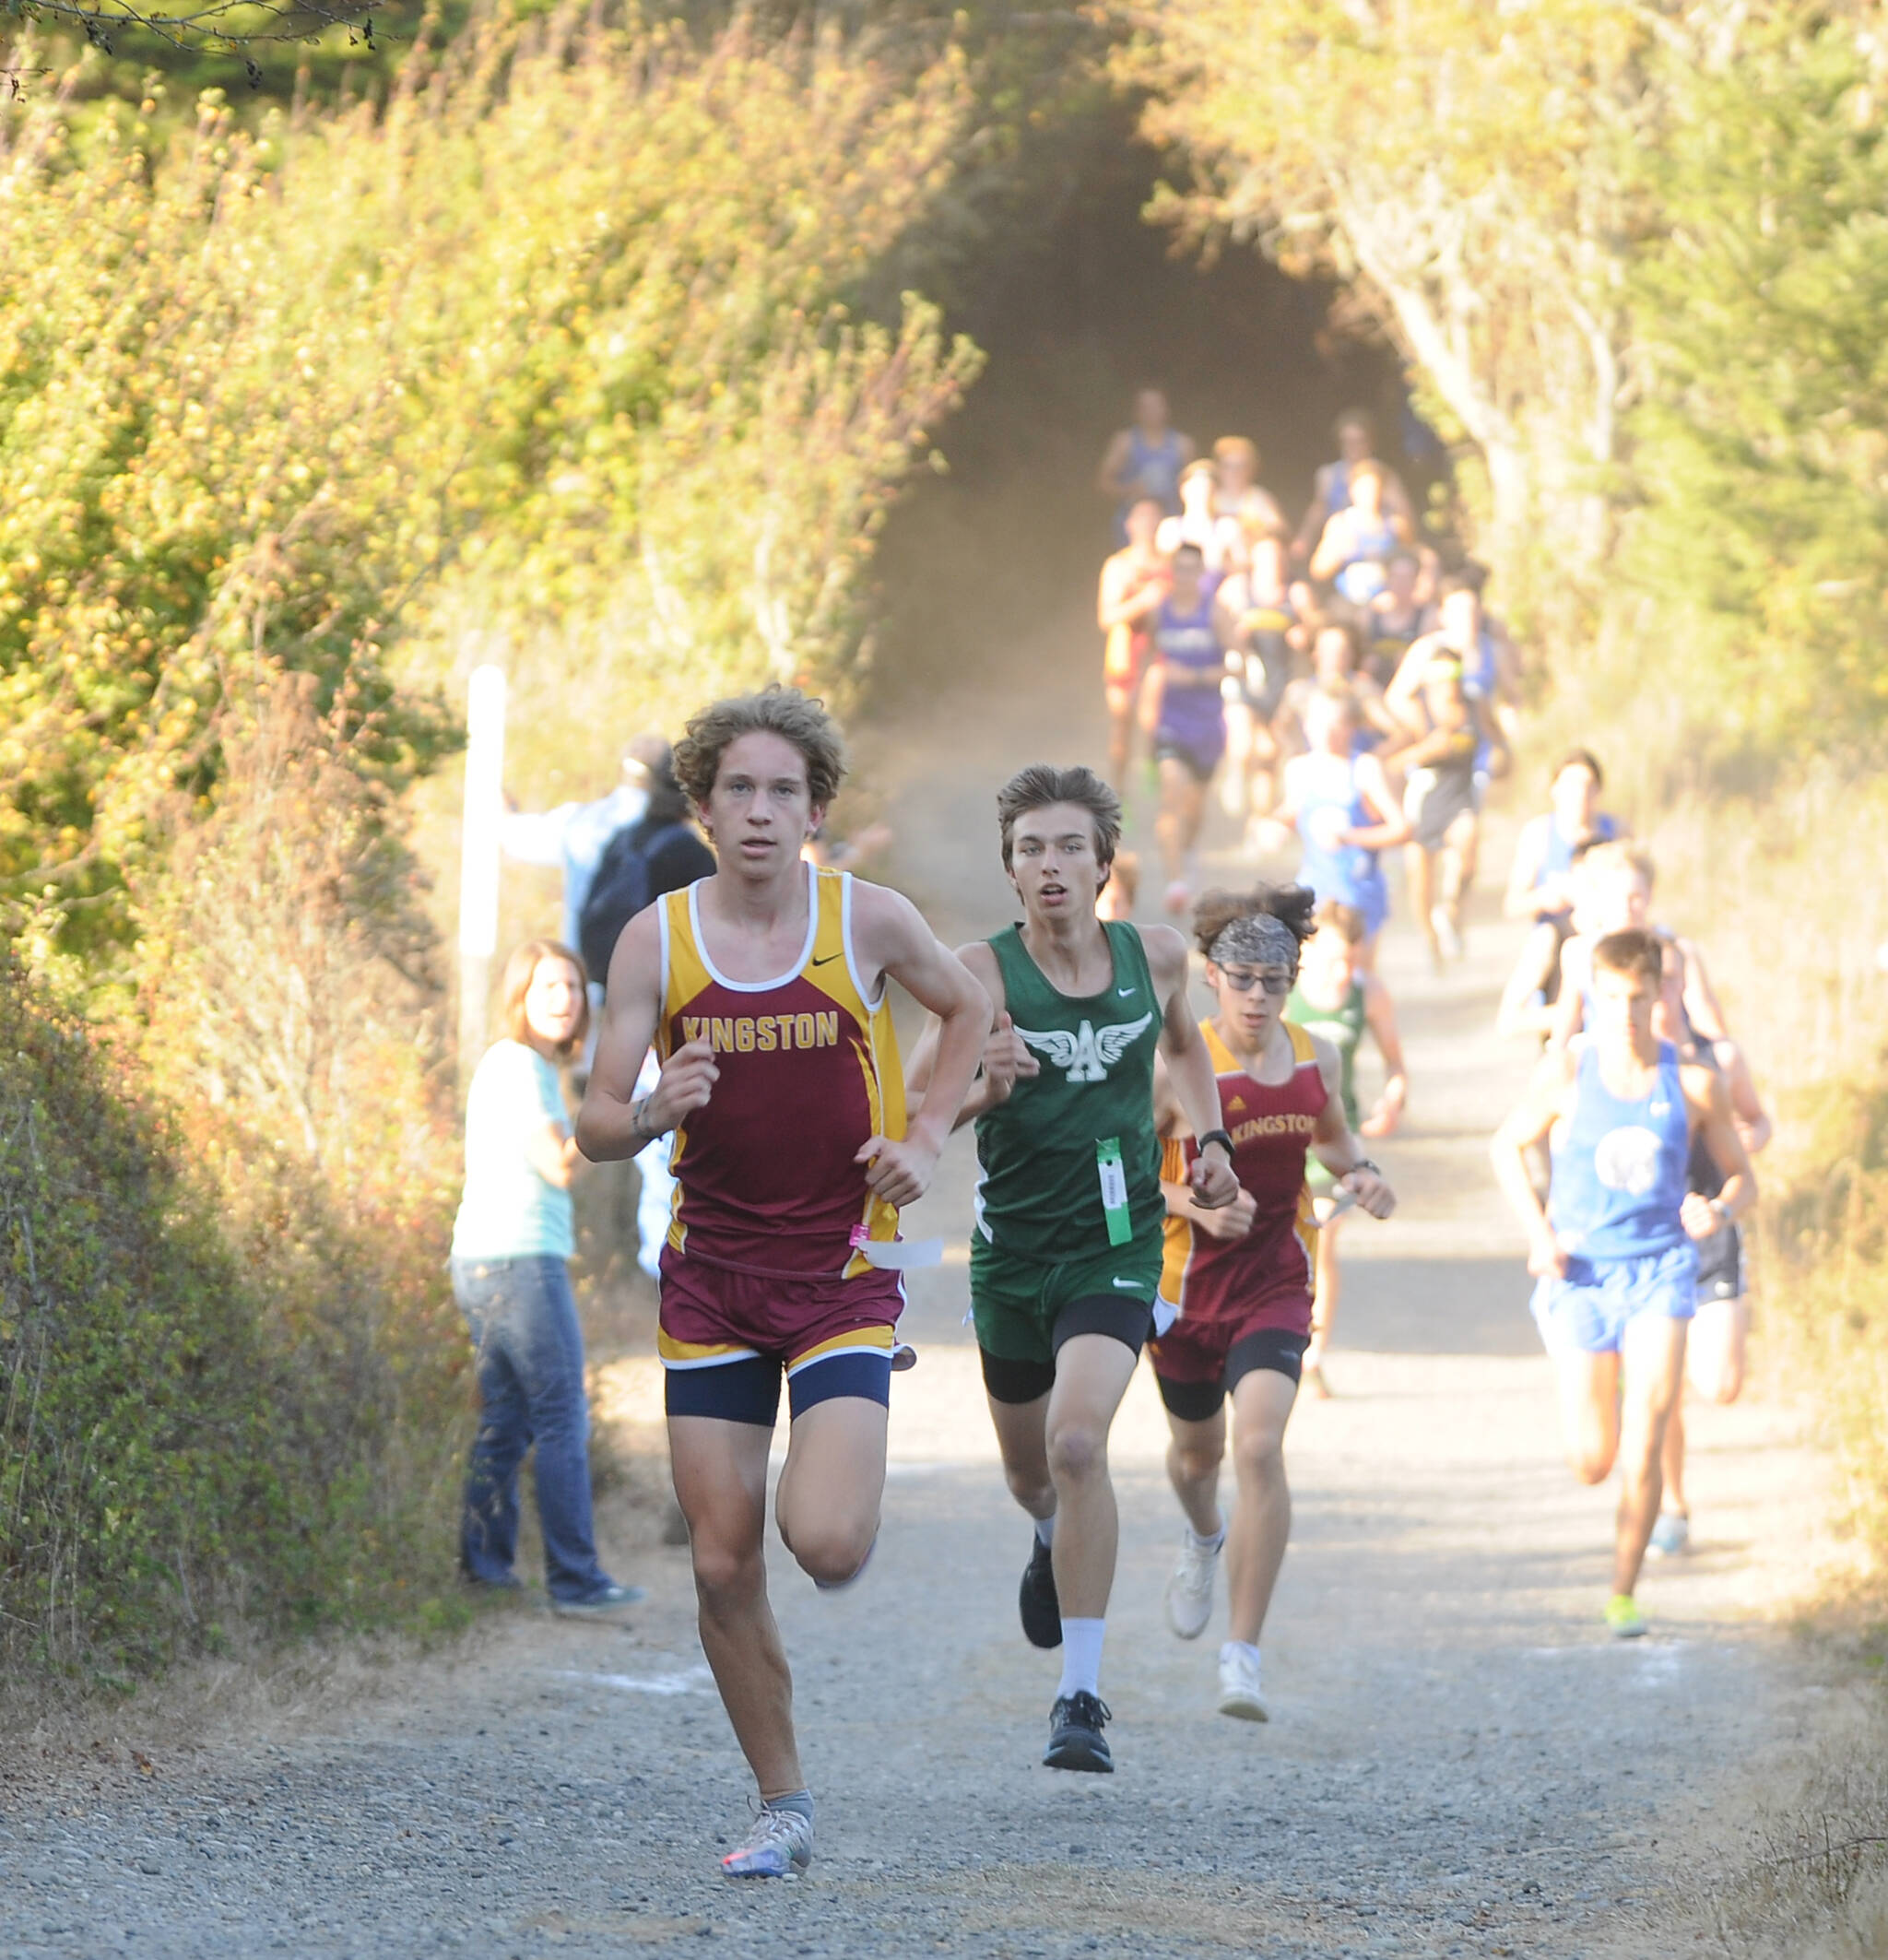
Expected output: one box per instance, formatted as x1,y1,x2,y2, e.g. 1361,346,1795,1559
673,687,847,812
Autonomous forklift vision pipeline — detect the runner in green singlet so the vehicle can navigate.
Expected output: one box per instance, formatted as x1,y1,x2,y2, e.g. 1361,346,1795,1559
1284,901,1407,1397
907,764,1238,1775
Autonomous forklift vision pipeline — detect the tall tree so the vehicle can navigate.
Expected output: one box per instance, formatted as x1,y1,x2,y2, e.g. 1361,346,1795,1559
1626,11,1888,741
1115,0,1652,594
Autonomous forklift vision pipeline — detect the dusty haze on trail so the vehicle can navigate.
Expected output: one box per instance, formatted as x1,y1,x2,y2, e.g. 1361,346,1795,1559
0,621,1859,1960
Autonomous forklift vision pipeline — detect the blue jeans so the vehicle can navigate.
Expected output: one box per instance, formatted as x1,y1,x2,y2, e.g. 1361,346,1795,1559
453,1255,610,1602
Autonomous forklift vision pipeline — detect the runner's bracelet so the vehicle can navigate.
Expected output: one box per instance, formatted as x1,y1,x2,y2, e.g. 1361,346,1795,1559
1198,1128,1236,1162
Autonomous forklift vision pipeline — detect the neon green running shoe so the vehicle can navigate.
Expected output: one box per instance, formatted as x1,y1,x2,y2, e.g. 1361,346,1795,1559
1604,1593,1646,1639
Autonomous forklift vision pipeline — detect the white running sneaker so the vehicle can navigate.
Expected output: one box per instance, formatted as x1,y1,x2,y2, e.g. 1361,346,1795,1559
1646,1511,1691,1559
1217,1644,1269,1722
1165,1530,1221,1640
720,1803,813,1880
1430,904,1464,961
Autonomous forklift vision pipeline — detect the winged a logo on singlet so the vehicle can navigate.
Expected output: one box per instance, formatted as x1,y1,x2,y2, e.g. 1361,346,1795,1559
1014,1012,1154,1085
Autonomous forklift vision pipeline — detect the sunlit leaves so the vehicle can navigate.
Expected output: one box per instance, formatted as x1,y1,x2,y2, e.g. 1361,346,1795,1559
0,8,979,958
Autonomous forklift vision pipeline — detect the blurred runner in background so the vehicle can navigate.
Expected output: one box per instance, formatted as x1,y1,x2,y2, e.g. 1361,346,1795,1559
1099,387,1194,545
1497,750,1623,1041
1097,497,1170,789
1141,542,1236,915
1292,408,1415,568
1647,936,1772,1562
1285,901,1407,1398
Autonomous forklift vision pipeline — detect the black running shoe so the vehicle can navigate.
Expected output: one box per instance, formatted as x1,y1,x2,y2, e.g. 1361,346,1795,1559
1044,1692,1114,1773
1019,1535,1062,1648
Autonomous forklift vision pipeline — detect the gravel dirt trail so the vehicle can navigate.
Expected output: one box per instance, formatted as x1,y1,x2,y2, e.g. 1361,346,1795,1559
0,653,1848,1960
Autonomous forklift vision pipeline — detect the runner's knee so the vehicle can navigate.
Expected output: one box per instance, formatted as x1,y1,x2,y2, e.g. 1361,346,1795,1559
1232,1426,1287,1482
689,1532,766,1606
783,1516,876,1588
1169,1439,1222,1488
1046,1421,1107,1485
1703,1356,1744,1404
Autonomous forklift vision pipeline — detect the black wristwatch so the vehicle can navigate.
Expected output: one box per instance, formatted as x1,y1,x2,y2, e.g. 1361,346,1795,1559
1198,1128,1236,1162
1349,1156,1382,1178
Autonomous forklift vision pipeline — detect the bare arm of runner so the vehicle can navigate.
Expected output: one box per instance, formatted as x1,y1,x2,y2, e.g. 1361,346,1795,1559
1490,1049,1578,1276
1469,690,1510,778
1151,1052,1257,1240
847,882,993,1207
1358,971,1410,1138
1354,676,1406,745
1717,1039,1773,1154
1097,429,1135,502
1346,751,1413,852
576,905,719,1163
1676,934,1730,1043
1307,511,1352,584
904,941,1037,1132
1139,658,1167,737
1379,720,1463,775
1679,1064,1757,1241
1503,815,1554,920
1097,556,1166,632
1306,1033,1396,1216
1142,924,1240,1210
1383,630,1446,728
1543,938,1587,1054
1292,465,1335,562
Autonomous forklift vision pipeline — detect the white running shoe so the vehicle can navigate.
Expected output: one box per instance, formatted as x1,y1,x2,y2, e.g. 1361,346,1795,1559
1165,1530,1221,1640
1431,905,1464,961
720,1803,813,1879
1646,1511,1691,1559
1217,1644,1269,1722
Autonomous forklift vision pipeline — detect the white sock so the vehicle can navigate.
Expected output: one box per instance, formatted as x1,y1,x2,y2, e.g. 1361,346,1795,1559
1188,1522,1226,1553
1033,1514,1056,1549
1057,1618,1105,1700
1221,1639,1260,1670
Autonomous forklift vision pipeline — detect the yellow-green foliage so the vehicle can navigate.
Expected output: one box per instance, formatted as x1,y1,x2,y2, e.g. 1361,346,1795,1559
1,4,984,1679
1632,773,1888,1599
0,6,981,955
0,943,467,1679
1113,0,1648,611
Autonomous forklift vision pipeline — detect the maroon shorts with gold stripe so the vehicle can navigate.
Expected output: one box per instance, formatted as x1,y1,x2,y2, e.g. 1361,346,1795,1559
658,1255,904,1427
1148,1280,1313,1385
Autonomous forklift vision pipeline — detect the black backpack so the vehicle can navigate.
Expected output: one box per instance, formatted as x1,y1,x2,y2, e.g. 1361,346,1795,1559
578,820,692,985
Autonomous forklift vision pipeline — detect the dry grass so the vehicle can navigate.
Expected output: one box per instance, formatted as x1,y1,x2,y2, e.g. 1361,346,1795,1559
1502,723,1888,1954
1640,775,1888,1612
1686,1686,1888,1959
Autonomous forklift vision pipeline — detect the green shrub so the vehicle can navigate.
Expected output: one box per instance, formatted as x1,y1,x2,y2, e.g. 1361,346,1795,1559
0,930,473,1683
0,950,284,1675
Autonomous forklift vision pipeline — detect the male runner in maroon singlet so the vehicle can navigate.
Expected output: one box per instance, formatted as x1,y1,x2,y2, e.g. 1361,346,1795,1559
1149,885,1394,1720
578,688,988,1881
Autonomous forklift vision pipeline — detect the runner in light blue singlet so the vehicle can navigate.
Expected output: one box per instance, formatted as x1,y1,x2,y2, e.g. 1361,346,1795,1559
1531,1038,1698,1353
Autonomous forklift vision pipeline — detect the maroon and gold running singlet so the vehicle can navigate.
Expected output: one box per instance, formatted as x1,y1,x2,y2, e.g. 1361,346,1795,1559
655,863,906,1394
1151,1020,1327,1385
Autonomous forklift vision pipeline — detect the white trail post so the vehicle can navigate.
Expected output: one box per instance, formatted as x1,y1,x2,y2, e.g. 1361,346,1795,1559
458,664,507,1097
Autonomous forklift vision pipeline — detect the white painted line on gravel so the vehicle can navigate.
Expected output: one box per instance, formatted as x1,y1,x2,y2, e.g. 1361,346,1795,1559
546,1665,714,1696
1519,1641,1698,1663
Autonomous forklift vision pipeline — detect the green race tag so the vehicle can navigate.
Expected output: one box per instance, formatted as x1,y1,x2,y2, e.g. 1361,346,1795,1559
1096,1136,1132,1247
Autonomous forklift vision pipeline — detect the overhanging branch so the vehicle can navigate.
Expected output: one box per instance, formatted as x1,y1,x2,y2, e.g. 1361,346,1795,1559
4,0,376,65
